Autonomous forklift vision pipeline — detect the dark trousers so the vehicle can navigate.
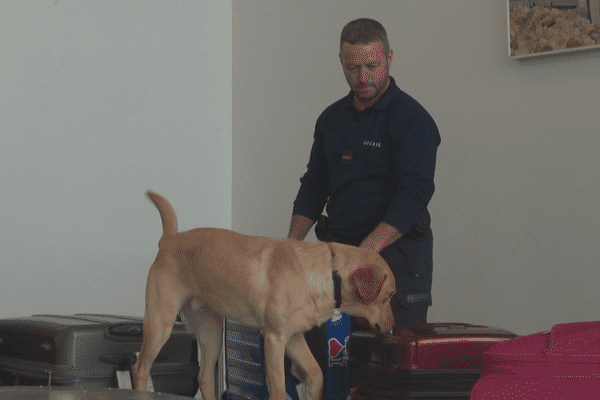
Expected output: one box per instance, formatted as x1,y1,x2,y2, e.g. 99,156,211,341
379,229,433,326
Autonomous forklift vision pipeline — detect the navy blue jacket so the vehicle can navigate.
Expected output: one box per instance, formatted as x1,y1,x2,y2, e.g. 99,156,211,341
293,76,440,239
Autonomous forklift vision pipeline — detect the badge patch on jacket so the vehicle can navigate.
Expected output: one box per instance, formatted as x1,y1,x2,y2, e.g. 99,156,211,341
342,149,354,165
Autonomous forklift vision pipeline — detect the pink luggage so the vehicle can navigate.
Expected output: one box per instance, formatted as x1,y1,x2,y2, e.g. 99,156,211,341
470,321,600,399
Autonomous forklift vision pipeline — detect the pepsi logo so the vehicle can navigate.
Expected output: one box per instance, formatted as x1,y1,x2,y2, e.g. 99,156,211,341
329,338,344,358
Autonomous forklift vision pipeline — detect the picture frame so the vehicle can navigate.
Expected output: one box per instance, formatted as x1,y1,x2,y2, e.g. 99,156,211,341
508,0,600,59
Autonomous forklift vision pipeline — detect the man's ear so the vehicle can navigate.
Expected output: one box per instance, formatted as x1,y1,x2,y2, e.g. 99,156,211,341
353,264,387,303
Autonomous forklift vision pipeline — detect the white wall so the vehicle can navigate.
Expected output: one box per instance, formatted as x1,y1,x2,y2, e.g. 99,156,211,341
232,0,600,336
0,1,232,318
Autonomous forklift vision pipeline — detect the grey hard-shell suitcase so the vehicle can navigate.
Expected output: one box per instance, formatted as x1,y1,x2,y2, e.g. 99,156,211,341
0,314,199,397
0,386,194,399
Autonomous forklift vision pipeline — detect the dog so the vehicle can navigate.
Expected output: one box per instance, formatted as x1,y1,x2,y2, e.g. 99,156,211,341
132,191,396,400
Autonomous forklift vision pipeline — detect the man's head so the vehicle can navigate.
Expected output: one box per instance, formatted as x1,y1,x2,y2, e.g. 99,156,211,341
339,19,393,110
340,18,390,56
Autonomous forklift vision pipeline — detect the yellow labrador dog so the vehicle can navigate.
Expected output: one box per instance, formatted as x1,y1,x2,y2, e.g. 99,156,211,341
132,191,396,400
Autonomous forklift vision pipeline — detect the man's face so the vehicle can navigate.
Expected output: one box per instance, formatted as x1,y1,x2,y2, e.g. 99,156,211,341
339,40,393,105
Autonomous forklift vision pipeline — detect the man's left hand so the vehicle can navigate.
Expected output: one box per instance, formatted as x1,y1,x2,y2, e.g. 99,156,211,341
360,222,402,253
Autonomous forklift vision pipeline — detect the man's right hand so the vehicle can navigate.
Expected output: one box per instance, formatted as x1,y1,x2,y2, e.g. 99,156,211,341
287,214,315,241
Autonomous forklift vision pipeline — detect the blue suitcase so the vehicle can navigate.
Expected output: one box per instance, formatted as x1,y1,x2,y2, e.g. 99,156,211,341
224,313,351,400
223,319,299,400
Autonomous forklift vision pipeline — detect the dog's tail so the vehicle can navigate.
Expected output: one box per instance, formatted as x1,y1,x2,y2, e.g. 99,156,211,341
146,191,178,237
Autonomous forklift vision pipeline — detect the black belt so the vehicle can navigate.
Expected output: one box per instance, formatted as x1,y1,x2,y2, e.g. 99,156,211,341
315,209,431,245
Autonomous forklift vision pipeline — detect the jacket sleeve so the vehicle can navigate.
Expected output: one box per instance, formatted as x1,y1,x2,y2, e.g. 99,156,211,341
292,122,330,221
382,104,441,234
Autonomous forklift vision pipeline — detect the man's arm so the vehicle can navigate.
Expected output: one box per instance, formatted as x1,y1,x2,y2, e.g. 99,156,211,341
366,101,439,253
287,214,316,241
290,118,330,241
360,222,402,253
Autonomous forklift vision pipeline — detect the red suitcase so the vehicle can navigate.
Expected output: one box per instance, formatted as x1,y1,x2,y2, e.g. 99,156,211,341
347,323,517,399
470,321,600,399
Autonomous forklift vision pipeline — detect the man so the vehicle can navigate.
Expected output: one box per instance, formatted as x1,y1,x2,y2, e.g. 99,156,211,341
288,18,440,327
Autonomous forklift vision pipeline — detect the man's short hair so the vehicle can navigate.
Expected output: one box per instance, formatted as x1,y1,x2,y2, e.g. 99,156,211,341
340,18,390,55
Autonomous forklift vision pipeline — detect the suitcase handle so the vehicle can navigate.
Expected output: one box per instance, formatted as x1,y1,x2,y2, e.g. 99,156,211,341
443,324,472,329
391,323,478,335
99,353,167,369
108,324,143,337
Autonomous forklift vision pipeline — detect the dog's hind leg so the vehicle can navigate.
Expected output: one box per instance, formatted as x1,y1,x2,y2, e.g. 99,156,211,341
133,267,186,392
285,332,323,400
181,301,223,400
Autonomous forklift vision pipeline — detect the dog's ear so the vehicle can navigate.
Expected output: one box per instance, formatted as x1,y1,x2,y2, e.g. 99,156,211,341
353,264,387,303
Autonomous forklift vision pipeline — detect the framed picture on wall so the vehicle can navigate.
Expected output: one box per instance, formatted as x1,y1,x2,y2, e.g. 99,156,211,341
508,0,600,58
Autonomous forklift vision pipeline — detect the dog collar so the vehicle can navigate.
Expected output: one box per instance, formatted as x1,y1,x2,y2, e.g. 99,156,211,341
332,269,342,309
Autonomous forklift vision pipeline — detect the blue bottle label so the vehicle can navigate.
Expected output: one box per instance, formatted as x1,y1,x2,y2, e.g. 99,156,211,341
325,312,350,400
